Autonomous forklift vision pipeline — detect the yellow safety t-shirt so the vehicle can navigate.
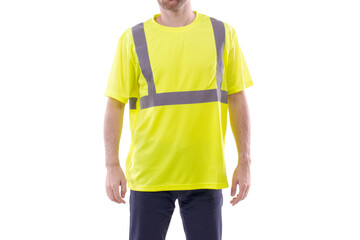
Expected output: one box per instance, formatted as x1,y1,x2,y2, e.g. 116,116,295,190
105,11,254,191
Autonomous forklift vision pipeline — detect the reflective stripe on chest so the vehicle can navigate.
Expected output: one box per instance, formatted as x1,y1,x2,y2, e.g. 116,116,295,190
130,17,226,110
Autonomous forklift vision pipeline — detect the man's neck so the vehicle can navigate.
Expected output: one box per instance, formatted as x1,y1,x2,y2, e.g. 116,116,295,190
156,6,195,27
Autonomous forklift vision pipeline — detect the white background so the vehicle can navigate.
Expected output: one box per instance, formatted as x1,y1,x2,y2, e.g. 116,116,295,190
1,0,359,239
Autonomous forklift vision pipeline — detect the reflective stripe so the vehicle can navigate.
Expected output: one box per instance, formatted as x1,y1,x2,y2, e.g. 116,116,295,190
210,17,226,101
132,17,227,110
129,97,137,110
132,23,156,98
140,89,228,109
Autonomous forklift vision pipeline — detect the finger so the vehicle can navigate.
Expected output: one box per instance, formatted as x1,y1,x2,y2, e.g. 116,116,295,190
107,182,116,202
230,180,238,197
120,179,127,199
232,185,245,205
112,184,124,204
231,194,240,206
239,184,247,200
230,184,239,204
105,178,112,200
110,187,117,202
239,183,250,200
243,185,250,199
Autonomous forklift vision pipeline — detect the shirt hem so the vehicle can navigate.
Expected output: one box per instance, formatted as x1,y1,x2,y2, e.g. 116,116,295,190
128,182,229,192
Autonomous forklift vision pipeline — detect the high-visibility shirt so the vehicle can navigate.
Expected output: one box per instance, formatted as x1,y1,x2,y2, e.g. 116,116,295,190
105,10,254,191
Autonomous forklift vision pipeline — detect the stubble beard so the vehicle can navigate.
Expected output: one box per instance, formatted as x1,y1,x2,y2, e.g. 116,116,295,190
157,0,187,11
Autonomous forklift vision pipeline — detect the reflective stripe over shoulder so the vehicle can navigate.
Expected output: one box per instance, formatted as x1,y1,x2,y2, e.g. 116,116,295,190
131,17,227,110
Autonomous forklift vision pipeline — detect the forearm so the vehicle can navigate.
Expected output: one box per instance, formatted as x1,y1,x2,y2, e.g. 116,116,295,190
228,91,251,165
104,97,125,168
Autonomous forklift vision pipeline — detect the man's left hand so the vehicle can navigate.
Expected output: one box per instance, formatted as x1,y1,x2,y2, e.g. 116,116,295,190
230,161,251,206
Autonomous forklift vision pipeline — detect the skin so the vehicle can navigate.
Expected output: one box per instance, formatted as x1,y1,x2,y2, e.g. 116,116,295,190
104,98,127,204
228,90,252,206
155,0,195,27
104,0,252,206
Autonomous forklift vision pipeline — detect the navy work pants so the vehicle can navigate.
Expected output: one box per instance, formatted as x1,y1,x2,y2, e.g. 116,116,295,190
129,189,223,240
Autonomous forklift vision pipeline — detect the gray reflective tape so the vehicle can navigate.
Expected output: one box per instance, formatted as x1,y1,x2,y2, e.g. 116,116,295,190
132,23,156,97
129,97,137,109
132,17,227,110
210,17,226,96
140,89,227,109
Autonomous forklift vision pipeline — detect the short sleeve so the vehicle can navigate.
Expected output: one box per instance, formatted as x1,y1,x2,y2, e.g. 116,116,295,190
104,28,137,104
225,27,254,95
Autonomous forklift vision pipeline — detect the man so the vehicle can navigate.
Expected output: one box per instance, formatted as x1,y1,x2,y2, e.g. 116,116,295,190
104,0,253,239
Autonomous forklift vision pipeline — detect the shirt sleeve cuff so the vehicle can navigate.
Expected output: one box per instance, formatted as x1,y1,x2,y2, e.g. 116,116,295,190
227,81,254,95
104,91,128,104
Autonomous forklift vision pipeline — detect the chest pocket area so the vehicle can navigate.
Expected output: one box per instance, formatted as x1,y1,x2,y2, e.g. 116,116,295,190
149,33,218,93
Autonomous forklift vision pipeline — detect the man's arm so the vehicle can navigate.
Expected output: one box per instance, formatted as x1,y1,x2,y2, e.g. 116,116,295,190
228,90,251,206
104,97,127,204
104,97,125,167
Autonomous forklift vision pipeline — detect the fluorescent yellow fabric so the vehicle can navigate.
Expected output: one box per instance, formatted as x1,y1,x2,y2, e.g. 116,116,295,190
105,11,254,191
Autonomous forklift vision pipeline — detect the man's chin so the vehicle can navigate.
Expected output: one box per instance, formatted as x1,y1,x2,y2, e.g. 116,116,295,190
159,0,185,10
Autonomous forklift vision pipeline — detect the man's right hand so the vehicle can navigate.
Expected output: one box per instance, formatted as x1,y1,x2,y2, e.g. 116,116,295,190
105,164,127,204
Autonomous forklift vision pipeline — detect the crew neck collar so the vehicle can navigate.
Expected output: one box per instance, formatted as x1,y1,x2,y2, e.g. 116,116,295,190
150,10,200,32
